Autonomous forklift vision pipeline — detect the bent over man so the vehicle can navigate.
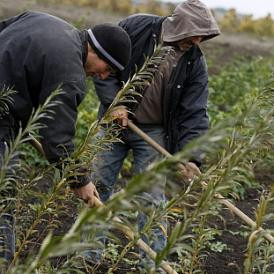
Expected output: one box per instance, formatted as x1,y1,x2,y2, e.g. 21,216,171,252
0,11,131,271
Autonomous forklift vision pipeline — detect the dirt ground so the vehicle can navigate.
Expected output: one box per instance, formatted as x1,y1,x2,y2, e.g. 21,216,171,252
19,172,273,274
204,184,274,274
1,1,274,273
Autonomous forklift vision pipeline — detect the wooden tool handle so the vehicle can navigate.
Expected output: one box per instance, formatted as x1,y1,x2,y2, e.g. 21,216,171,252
127,120,274,244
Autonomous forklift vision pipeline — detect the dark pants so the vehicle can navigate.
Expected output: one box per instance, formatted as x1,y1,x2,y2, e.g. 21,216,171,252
83,125,166,264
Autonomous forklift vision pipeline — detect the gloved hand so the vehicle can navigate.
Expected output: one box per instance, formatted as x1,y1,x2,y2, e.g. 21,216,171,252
179,162,201,183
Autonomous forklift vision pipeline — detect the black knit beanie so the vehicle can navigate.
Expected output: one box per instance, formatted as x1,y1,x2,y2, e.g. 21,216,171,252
87,23,131,72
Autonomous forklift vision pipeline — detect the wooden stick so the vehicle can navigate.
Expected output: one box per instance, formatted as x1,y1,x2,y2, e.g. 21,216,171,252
29,135,178,273
92,198,177,273
127,120,274,244
217,195,274,243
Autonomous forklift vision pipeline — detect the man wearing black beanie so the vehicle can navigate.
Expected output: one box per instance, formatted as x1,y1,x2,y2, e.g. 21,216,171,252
87,23,131,72
0,11,131,270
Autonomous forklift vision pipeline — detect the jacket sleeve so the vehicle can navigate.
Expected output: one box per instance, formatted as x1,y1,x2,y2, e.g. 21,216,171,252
39,78,91,187
0,12,28,32
176,55,209,163
39,79,85,162
93,75,121,106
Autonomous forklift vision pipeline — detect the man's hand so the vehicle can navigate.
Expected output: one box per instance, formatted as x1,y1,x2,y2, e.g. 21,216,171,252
73,181,100,207
179,162,201,183
110,106,128,127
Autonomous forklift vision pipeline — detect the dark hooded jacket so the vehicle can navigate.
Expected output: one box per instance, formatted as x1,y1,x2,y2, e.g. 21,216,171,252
0,11,90,185
0,12,87,161
94,1,220,164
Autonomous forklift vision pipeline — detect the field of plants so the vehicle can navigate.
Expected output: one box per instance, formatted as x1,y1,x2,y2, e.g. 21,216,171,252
0,1,274,274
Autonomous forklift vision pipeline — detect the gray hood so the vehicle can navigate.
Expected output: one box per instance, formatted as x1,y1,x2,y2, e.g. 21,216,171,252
162,0,220,42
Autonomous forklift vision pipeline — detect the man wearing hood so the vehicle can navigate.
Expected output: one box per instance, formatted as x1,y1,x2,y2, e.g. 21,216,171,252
90,0,220,267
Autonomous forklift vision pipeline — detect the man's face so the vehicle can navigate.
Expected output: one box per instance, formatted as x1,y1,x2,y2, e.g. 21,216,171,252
177,36,203,51
84,48,113,80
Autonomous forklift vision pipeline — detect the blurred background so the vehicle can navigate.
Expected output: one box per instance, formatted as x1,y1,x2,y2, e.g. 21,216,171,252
1,0,274,35
1,0,273,73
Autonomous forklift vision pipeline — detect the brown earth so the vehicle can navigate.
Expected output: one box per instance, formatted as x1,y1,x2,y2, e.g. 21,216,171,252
1,1,274,273
203,184,274,274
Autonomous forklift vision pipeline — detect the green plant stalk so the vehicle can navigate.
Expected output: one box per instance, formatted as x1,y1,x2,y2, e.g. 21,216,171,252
188,216,208,273
244,185,274,273
11,178,66,267
111,213,178,274
29,134,178,274
127,121,274,244
7,49,272,273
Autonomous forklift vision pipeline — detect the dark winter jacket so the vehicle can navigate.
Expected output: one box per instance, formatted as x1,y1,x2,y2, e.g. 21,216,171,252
0,11,87,161
94,14,209,164
0,11,89,185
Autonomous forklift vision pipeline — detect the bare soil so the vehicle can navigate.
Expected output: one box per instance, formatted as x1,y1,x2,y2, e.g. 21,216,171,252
22,166,273,274
204,185,274,274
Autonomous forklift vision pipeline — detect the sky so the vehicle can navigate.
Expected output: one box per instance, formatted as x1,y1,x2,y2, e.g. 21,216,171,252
162,0,274,19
